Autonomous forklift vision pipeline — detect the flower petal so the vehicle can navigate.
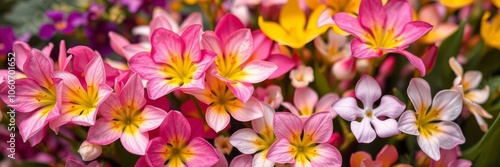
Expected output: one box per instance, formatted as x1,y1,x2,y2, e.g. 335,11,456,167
180,24,202,61
315,93,339,116
279,0,306,31
350,151,372,167
179,13,203,34
108,32,131,58
120,74,146,109
160,110,191,142
146,78,178,100
257,17,292,47
252,102,275,135
397,110,419,135
224,29,253,64
407,78,432,114
303,111,333,143
150,28,184,64
128,52,166,80
465,86,489,104
230,154,253,167
266,139,295,164
332,97,364,121
184,137,220,167
430,90,462,121
355,75,381,109
13,41,31,72
121,132,149,155
373,95,405,118
383,0,413,34
398,21,433,47
332,13,366,38
266,54,296,79
215,14,245,41
253,152,275,167
227,97,263,122
417,135,441,161
87,119,122,145
273,112,303,141
24,49,55,88
358,0,386,29
239,60,277,83
227,82,254,103
371,118,400,138
309,144,342,167
294,87,319,115
351,38,381,59
206,105,231,132
434,121,465,149
201,31,223,56
462,71,482,91
229,128,261,154
149,16,172,38
139,105,167,132
351,118,376,143
375,145,398,165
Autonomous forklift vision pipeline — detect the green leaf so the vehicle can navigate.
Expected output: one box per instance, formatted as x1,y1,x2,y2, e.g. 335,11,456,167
424,22,466,93
462,112,500,166
312,62,332,96
463,40,484,71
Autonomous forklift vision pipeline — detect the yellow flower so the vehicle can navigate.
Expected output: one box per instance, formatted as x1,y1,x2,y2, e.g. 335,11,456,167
306,0,361,35
481,12,500,50
258,0,328,49
493,0,500,8
438,0,473,9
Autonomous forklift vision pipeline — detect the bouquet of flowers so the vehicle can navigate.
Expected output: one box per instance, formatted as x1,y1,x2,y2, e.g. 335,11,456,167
0,0,500,166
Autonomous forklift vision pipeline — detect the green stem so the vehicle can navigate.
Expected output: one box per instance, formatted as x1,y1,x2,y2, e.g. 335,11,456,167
337,117,355,151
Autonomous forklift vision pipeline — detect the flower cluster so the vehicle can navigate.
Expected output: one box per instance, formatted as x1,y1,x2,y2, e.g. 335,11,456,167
1,0,499,166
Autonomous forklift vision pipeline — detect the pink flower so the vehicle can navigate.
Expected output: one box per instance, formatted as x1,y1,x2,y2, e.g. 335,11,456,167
282,87,339,121
86,74,167,155
332,0,433,76
201,14,278,102
255,85,284,109
180,98,218,139
266,112,342,166
229,103,277,167
129,24,217,100
140,110,219,167
350,145,411,167
415,147,472,167
332,75,405,143
49,54,113,133
398,78,465,160
289,65,314,88
0,49,62,145
230,154,253,167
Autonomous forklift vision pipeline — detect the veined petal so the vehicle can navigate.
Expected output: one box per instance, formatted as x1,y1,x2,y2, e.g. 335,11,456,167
180,24,202,60
228,97,263,122
398,21,433,47
332,97,364,121
273,112,303,141
265,54,296,79
332,13,366,38
462,71,482,91
308,144,342,167
397,110,419,135
351,118,376,143
150,28,184,64
371,118,400,138
215,14,245,42
84,55,106,90
123,44,150,61
373,95,405,118
18,109,57,142
184,137,220,167
315,93,339,116
87,118,122,145
407,78,432,114
98,93,121,120
417,135,441,161
108,32,131,58
149,16,172,39
128,52,167,80
303,111,333,143
27,128,47,147
120,74,146,109
139,105,167,132
252,152,274,167
13,41,31,72
24,49,55,88
121,131,149,155
1,79,51,113
230,154,253,167
146,78,178,100
239,60,277,83
201,31,223,56
227,82,254,103
206,105,231,132
160,110,191,142
434,121,465,149
251,30,273,60
358,0,386,29
282,102,301,116
266,139,295,164
355,75,381,109
145,137,170,167
351,38,382,59
229,128,261,154
179,13,202,34
294,87,318,116
465,86,490,104
224,29,253,63
430,90,462,121
252,102,275,135
384,0,413,35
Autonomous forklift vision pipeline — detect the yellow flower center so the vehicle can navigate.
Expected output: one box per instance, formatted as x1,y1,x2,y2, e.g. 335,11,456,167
67,84,100,116
215,56,246,81
163,140,194,167
416,108,442,138
163,55,197,86
365,26,403,51
111,103,144,134
36,85,58,116
289,133,319,165
55,21,68,30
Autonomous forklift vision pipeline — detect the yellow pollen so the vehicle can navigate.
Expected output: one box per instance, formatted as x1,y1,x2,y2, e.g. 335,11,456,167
55,21,68,30
366,110,373,118
163,55,196,87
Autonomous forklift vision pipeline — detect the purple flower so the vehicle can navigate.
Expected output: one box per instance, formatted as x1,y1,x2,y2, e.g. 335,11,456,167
39,11,86,40
0,27,16,55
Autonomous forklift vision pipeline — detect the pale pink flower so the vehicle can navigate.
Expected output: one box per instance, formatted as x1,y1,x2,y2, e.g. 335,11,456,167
290,65,314,88
283,87,339,121
332,75,405,143
255,85,284,109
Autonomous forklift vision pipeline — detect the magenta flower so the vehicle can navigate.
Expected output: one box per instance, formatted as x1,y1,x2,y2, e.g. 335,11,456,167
39,11,85,40
0,49,62,145
0,26,15,55
332,0,433,76
266,112,342,166
140,110,219,166
87,74,167,155
129,24,216,100
332,75,405,143
201,14,278,102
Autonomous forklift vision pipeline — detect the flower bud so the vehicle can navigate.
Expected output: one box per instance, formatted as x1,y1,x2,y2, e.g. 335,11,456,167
78,141,102,161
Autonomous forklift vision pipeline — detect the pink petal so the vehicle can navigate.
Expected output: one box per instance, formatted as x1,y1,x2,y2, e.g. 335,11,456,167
251,102,275,135
398,21,433,47
150,28,184,64
145,137,169,166
273,112,303,141
206,105,231,132
24,49,55,88
393,49,426,76
230,154,253,167
229,128,260,154
303,111,333,143
212,150,229,167
194,50,218,78
265,54,296,79
108,32,131,58
134,157,150,167
27,128,47,146
332,13,366,38
448,159,472,167
266,139,295,164
434,121,465,149
351,118,376,143
373,95,405,118
351,38,382,59
253,152,275,167
98,93,121,120
371,118,400,138
13,41,31,72
223,29,253,64
128,52,167,80
397,110,419,135
67,46,98,75
160,110,191,142
87,119,122,145
375,145,398,164
180,24,202,60
309,144,342,167
332,97,364,121
228,97,263,122
18,110,54,142
407,78,432,114
120,74,146,109
316,93,339,116
227,82,254,103
355,75,382,108
294,87,319,115
149,16,172,39
215,14,245,42
84,55,106,87
201,31,223,56
383,0,413,35
463,71,482,90
121,132,149,155
417,135,441,160
152,8,179,32
41,42,54,56
58,40,69,71
179,13,203,34
430,90,462,121
146,78,178,100
184,137,220,167
239,60,277,83
123,44,150,61
358,0,385,29
282,102,301,116
0,79,49,113
318,9,335,28
139,105,167,132
251,30,272,60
